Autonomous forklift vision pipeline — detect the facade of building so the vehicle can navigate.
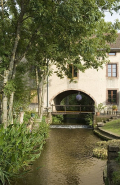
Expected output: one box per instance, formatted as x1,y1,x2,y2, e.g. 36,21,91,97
41,34,120,113
29,34,120,114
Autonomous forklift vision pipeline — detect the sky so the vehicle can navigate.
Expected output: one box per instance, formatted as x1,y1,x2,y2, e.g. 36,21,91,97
104,11,120,22
104,11,120,32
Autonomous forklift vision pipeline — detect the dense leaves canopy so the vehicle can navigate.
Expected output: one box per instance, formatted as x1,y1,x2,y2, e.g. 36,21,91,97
0,0,120,79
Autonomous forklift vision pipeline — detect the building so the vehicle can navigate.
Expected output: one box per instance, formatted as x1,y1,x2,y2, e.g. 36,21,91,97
30,33,120,114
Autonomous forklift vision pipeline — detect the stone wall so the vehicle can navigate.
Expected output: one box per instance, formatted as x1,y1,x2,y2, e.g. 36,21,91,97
107,146,120,185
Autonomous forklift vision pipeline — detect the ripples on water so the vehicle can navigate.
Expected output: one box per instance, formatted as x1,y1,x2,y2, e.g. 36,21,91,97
14,127,106,185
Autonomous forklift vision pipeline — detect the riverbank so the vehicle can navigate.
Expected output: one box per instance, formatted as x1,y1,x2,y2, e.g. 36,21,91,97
100,118,120,137
93,139,120,159
93,118,120,185
93,117,120,158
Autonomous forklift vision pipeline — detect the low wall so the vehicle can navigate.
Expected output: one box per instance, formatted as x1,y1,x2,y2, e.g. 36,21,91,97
106,146,120,185
94,115,118,125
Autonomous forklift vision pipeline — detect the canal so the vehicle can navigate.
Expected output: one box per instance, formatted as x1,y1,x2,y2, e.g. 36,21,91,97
15,126,106,185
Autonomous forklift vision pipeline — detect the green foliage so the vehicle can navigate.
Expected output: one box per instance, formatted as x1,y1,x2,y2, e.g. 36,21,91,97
116,152,120,166
3,80,16,97
95,116,109,123
85,113,93,126
23,111,39,124
0,0,119,78
112,105,117,110
0,94,2,101
61,93,94,111
93,147,107,159
0,0,120,125
95,103,106,112
60,94,79,111
13,69,31,112
112,150,120,185
23,111,32,124
0,120,49,185
112,170,120,185
104,177,109,185
52,115,63,124
102,119,120,136
93,139,120,159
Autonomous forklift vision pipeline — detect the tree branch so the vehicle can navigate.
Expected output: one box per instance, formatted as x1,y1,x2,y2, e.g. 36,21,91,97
22,15,32,22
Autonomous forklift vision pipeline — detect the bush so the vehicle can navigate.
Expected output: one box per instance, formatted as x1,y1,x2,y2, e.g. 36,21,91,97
93,140,120,159
23,110,38,124
112,170,120,185
52,115,63,124
0,120,49,185
85,113,93,126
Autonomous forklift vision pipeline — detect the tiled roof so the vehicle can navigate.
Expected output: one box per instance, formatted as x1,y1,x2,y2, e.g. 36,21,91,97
110,33,120,49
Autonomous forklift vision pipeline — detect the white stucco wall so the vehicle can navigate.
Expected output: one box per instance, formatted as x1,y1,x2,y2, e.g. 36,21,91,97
43,52,120,110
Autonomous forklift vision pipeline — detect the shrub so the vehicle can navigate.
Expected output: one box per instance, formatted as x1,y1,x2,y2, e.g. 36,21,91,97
85,113,93,126
52,115,63,124
23,110,38,124
0,120,49,185
111,152,120,185
95,103,106,112
112,105,117,110
112,170,120,185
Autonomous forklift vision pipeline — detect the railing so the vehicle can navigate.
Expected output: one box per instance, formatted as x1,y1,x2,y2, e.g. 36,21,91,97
51,104,95,113
105,109,119,116
49,105,120,116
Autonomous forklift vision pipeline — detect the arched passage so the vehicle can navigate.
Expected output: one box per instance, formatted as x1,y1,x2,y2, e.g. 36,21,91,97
50,89,95,112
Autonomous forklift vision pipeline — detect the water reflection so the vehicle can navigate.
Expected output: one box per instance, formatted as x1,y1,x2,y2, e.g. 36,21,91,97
14,128,106,185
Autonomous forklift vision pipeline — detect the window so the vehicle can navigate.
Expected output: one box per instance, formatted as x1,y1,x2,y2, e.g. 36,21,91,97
30,90,38,103
108,90,117,103
107,64,117,77
108,52,116,56
68,64,78,78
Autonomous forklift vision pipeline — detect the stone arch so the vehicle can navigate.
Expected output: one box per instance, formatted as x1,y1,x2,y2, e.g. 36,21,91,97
49,88,97,106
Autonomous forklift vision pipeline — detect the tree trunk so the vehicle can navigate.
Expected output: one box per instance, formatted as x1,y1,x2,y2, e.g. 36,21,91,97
8,4,25,79
39,77,45,121
8,64,16,125
39,60,49,121
36,68,41,117
1,0,8,127
39,72,48,121
2,5,25,126
2,94,8,127
35,71,47,122
2,70,9,127
36,61,49,122
8,92,14,124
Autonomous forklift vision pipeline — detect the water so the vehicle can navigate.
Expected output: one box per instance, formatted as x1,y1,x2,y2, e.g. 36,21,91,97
50,125,91,129
14,126,106,185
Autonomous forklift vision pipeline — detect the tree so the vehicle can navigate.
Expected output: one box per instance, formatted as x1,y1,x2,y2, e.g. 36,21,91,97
0,0,120,125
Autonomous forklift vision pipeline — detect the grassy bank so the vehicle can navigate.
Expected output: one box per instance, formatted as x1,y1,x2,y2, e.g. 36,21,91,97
93,118,120,159
102,119,120,136
93,139,120,159
93,118,120,185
